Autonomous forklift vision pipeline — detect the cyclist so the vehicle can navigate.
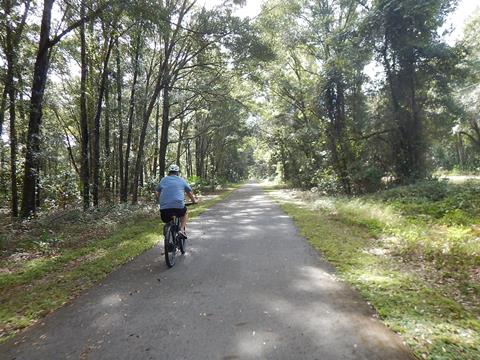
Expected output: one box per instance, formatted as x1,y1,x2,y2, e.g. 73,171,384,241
155,164,197,238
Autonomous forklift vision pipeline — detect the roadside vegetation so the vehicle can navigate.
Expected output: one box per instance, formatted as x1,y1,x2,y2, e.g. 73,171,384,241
0,186,237,343
266,180,480,360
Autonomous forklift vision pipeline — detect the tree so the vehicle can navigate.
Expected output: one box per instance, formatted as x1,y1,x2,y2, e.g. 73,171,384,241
457,9,480,157
21,0,107,217
368,0,456,183
1,0,31,216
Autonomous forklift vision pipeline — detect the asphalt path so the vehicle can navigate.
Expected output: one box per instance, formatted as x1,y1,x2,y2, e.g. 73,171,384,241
1,184,415,360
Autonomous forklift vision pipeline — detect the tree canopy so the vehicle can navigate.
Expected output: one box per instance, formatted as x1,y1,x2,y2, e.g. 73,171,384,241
0,0,478,217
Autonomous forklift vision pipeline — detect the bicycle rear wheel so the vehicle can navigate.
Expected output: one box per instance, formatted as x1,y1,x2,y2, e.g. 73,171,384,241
179,232,186,254
164,224,176,268
176,217,186,254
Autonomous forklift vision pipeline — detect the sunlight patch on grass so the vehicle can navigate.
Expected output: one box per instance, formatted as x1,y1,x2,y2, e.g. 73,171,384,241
267,187,480,360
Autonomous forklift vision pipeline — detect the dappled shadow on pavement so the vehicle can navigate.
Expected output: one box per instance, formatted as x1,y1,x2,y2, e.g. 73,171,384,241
0,184,415,360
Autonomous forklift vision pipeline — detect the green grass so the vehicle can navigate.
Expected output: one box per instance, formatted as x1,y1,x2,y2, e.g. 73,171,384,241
267,181,480,360
0,186,238,343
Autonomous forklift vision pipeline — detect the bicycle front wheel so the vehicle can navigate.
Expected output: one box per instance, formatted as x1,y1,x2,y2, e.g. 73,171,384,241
164,224,176,268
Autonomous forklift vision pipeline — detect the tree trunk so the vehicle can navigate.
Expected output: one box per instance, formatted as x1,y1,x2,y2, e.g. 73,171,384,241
176,117,184,165
0,145,5,202
92,35,113,207
186,140,192,178
115,39,124,203
21,0,54,218
324,76,352,195
195,133,205,179
79,0,90,211
4,0,18,217
104,72,111,200
152,101,160,178
35,163,41,208
456,133,465,170
0,88,7,138
132,69,164,204
121,32,141,203
158,85,171,178
7,66,18,217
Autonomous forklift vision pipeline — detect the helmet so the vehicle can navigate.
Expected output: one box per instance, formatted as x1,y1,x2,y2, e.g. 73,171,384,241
168,164,180,173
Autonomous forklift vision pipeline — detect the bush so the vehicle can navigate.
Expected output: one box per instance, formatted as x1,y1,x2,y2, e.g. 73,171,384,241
372,180,480,226
351,164,384,194
187,176,228,194
40,171,80,209
312,168,342,194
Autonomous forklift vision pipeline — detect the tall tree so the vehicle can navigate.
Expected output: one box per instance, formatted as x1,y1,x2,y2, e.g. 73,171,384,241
92,31,114,207
1,0,31,216
21,0,106,217
120,27,141,203
370,0,455,183
79,0,90,210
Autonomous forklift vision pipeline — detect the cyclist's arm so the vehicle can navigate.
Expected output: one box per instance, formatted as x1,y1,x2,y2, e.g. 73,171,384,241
155,183,162,199
184,179,197,203
186,191,197,204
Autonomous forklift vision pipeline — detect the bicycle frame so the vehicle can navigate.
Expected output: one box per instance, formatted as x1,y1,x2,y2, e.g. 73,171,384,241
170,216,181,237
163,203,194,268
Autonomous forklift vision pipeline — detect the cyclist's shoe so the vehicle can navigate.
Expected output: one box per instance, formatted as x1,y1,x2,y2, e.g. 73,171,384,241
178,230,187,240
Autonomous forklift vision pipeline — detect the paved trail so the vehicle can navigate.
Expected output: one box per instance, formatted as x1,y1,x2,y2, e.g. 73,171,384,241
1,185,415,360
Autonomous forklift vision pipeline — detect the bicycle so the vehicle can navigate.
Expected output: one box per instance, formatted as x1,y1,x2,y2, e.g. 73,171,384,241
163,203,194,268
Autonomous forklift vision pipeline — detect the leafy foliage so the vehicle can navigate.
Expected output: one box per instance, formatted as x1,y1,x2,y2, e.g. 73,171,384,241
250,0,475,193
269,182,480,359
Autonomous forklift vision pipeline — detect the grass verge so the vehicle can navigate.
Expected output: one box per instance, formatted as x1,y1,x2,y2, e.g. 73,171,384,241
266,183,480,360
0,186,238,343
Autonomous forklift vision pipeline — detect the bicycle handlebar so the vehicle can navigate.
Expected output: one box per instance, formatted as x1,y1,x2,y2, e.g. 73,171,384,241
185,202,196,207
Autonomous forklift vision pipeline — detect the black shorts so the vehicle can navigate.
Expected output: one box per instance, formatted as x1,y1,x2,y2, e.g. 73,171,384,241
160,207,187,223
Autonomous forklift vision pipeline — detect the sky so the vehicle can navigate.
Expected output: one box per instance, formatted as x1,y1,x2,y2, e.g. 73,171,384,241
443,0,480,44
201,0,262,18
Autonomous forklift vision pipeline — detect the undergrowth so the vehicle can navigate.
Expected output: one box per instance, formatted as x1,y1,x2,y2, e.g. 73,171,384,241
267,180,480,360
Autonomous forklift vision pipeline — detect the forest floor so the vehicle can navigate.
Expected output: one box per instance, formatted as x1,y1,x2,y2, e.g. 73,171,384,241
266,180,480,360
0,186,238,343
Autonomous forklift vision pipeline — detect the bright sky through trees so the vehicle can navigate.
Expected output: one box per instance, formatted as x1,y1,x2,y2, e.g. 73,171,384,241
201,0,262,18
203,0,479,43
443,0,480,44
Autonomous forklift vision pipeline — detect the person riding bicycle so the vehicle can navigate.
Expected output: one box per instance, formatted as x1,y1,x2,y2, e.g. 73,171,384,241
155,164,197,238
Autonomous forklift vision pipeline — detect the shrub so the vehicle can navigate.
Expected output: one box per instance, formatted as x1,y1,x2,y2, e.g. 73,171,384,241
40,171,80,209
372,180,480,226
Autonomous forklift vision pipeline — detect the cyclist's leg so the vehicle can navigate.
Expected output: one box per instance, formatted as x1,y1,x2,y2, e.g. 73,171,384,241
180,212,188,233
174,206,187,236
160,209,173,224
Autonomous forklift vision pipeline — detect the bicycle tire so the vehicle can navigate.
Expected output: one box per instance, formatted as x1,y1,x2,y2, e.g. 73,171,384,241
179,232,186,254
164,224,176,268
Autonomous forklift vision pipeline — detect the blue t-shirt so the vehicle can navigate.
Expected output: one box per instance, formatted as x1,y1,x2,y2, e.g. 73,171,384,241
156,175,192,209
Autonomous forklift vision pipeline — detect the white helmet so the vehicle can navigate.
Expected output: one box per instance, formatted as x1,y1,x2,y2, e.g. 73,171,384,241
168,164,180,173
